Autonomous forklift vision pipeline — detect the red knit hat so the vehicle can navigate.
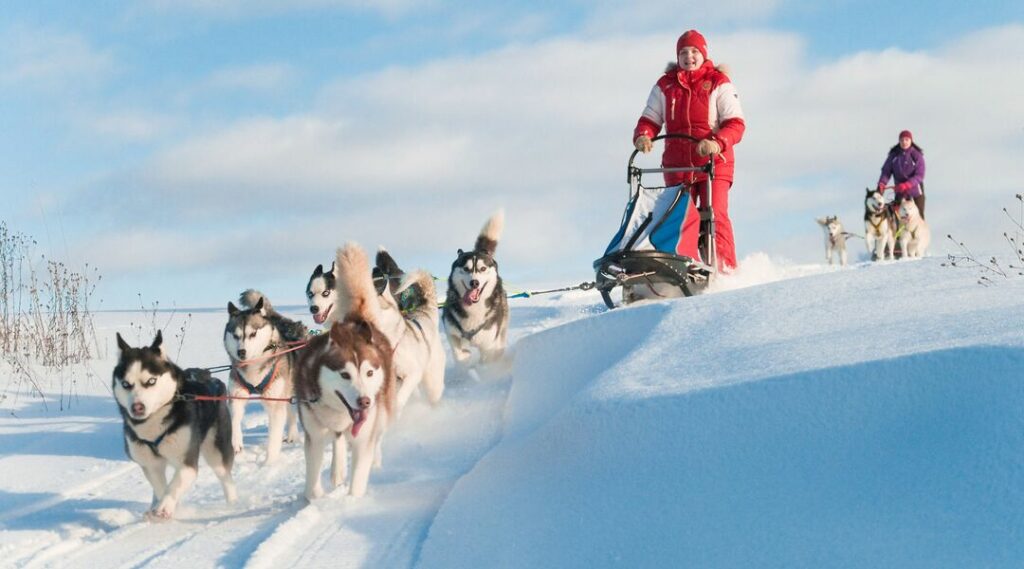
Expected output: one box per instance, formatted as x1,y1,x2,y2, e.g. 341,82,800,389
899,130,913,141
676,29,708,60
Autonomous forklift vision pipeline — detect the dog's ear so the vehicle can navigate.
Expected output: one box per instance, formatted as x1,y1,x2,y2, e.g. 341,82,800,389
329,261,336,276
116,332,130,353
457,248,464,257
227,301,239,316
353,318,374,344
253,296,265,315
328,321,346,346
150,330,164,357
866,188,873,196
828,215,837,223
312,264,323,277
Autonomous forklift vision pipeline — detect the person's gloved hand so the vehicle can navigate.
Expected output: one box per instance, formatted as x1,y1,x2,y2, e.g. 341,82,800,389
877,181,887,191
896,182,912,192
697,139,721,157
634,136,652,153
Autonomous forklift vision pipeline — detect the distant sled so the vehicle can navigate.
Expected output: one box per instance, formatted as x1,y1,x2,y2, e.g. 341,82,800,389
594,134,718,309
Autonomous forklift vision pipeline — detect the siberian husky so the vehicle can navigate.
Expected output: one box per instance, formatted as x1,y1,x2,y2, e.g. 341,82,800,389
223,290,304,464
864,188,896,261
442,211,509,365
295,243,398,499
816,215,848,267
305,251,427,328
113,331,236,520
897,198,931,258
323,248,444,412
306,262,337,325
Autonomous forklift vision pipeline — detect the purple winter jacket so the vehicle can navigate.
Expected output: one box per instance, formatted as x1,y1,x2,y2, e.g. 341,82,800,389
878,145,926,198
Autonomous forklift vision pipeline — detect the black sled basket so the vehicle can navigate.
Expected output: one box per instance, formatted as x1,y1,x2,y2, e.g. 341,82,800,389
593,134,718,309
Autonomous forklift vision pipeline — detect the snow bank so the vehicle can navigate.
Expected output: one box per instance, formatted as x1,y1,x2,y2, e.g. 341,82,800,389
417,259,1024,567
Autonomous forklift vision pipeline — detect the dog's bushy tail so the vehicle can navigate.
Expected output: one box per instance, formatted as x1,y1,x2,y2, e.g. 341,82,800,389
239,289,270,311
336,243,380,325
474,209,505,256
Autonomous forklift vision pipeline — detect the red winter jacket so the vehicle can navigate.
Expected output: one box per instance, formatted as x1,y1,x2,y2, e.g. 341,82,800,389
633,60,746,186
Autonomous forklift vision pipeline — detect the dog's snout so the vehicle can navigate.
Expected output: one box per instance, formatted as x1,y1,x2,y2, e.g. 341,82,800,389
469,279,480,289
309,305,319,314
237,349,247,359
357,396,371,409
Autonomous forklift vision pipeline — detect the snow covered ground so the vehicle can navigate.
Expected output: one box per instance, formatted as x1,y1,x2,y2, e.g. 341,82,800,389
1,256,1022,568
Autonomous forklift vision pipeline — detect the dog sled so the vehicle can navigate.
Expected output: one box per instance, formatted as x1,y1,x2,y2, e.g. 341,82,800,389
593,134,718,309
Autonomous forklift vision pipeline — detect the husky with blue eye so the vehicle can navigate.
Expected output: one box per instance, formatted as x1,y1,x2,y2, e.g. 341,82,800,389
295,243,397,500
112,331,236,521
443,210,509,365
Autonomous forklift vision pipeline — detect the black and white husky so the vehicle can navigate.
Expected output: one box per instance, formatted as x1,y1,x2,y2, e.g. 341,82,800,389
113,331,236,521
306,262,337,326
295,243,398,500
442,210,509,365
223,290,304,464
864,188,896,261
310,249,444,412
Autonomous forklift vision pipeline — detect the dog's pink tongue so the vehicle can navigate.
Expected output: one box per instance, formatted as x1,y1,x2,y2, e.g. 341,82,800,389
464,288,480,304
313,305,332,324
350,410,366,437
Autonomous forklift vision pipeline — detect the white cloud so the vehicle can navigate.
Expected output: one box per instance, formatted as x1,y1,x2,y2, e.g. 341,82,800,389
578,0,783,35
78,109,178,141
198,62,296,93
0,25,115,90
138,0,432,19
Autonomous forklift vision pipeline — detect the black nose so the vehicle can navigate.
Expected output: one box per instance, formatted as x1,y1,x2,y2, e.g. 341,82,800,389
309,305,319,314
237,349,247,359
470,279,480,289
357,396,371,409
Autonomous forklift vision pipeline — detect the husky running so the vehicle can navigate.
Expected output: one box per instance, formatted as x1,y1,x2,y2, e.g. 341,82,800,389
295,243,398,499
816,215,849,267
223,290,304,464
443,210,510,365
897,197,931,258
864,188,896,261
113,331,236,521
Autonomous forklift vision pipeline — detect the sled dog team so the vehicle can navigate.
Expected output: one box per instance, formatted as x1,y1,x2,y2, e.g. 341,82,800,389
815,189,931,267
112,212,509,520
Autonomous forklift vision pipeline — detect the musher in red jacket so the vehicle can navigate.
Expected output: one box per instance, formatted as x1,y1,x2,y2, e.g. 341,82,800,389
633,29,746,270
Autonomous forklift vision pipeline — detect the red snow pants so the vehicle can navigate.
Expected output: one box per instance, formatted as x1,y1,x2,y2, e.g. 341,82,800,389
678,179,736,270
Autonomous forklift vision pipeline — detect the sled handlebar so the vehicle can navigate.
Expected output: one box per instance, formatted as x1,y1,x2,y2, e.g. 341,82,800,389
627,134,714,183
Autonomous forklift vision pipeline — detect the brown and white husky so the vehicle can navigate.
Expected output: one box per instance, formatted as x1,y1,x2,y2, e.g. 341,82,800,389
295,243,397,500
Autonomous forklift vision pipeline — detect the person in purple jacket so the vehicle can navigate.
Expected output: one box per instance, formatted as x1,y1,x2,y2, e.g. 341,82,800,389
877,129,926,219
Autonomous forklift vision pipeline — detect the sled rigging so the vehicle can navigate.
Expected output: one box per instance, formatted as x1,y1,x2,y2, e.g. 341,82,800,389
592,134,719,309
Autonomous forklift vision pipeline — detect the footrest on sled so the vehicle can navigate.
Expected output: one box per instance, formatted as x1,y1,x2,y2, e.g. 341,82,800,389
592,251,712,309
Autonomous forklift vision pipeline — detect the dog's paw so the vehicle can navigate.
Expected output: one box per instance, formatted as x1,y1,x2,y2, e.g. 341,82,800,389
305,485,324,501
145,505,175,522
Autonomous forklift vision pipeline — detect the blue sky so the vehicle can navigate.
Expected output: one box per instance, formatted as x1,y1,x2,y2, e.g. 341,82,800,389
2,1,1023,309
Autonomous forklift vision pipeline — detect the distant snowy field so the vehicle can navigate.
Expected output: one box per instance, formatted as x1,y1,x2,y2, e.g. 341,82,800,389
1,256,1022,568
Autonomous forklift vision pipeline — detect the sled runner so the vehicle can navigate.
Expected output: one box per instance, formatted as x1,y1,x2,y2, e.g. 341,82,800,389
593,134,718,309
